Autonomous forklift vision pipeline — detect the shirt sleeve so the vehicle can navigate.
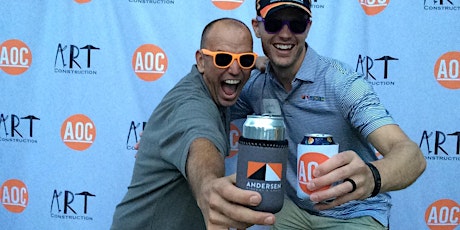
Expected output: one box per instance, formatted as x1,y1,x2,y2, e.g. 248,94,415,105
336,69,395,138
158,97,228,178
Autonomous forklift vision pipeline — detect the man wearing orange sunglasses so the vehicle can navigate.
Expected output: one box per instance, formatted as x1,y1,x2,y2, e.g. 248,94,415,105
111,18,274,230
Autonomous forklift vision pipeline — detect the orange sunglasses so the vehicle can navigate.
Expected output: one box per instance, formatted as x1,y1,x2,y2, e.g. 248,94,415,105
201,49,258,70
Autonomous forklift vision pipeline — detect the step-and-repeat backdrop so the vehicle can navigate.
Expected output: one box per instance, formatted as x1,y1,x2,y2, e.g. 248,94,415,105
1,1,459,229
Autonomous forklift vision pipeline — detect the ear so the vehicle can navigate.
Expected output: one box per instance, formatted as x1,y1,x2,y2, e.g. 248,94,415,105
196,50,205,73
305,20,313,34
251,18,261,38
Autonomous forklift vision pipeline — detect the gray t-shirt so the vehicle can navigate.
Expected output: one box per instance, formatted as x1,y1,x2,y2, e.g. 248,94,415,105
231,45,394,227
111,65,230,230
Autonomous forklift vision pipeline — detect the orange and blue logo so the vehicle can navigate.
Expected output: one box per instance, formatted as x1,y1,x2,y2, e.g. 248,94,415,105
1,179,29,213
0,39,32,75
132,44,168,82
211,0,244,10
359,0,390,16
297,152,330,194
228,123,241,158
425,199,460,230
434,51,460,90
60,114,96,151
247,161,282,181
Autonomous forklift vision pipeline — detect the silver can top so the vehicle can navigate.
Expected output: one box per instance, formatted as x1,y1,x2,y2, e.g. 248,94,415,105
242,115,285,141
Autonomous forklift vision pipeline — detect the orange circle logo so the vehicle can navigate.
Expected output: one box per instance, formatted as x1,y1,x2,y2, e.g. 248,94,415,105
132,44,168,82
74,0,91,3
212,0,244,10
1,179,29,213
434,51,460,89
297,152,330,194
359,0,390,16
425,199,460,230
228,123,241,158
0,39,32,75
60,114,96,151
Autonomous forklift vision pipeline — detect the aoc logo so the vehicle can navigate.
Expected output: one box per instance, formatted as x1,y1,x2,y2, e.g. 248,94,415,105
126,121,146,150
211,0,244,10
54,43,100,75
61,114,96,151
356,54,398,86
0,39,32,75
359,0,390,16
0,113,40,144
1,179,28,213
297,152,330,194
424,0,460,11
228,123,241,158
419,130,460,161
425,199,460,230
74,0,91,3
434,51,460,89
50,189,95,221
132,44,168,81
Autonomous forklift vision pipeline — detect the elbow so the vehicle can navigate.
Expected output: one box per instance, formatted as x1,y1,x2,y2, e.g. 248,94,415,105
417,152,427,177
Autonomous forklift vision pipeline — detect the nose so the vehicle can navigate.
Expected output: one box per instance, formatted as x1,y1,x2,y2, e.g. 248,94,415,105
227,58,241,74
278,24,292,37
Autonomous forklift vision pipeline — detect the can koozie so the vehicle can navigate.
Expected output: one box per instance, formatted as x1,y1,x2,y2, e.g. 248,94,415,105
236,137,288,213
296,143,339,200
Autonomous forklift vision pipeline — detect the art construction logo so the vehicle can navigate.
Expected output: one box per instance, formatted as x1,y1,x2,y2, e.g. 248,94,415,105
132,44,168,82
126,121,145,150
356,54,398,86
61,114,96,151
127,0,174,4
0,39,32,75
50,189,95,221
425,199,460,230
0,113,40,144
359,0,390,16
212,0,244,10
297,152,330,194
419,130,460,161
424,0,460,11
54,43,100,75
1,179,29,213
434,51,460,89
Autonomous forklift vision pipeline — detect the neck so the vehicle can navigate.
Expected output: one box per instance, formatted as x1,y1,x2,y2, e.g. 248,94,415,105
272,68,295,92
271,48,306,92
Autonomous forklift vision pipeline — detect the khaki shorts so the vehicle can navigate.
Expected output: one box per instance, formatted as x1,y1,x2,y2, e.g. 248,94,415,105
271,197,387,230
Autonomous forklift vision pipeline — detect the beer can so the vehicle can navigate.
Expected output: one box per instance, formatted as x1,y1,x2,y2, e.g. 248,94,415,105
296,133,339,201
236,115,288,213
301,133,335,145
242,115,285,141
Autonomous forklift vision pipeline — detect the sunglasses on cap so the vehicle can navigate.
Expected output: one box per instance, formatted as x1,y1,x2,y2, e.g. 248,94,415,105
201,49,258,70
256,16,310,34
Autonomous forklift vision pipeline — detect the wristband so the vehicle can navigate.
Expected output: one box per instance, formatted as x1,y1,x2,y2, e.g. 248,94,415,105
365,162,381,197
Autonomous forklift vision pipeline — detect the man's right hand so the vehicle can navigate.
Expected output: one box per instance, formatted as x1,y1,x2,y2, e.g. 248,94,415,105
198,174,276,229
187,138,275,229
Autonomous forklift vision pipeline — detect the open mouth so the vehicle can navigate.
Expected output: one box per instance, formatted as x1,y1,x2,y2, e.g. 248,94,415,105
222,79,240,96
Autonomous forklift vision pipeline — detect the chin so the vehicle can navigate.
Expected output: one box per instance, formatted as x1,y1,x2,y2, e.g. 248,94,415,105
218,98,237,108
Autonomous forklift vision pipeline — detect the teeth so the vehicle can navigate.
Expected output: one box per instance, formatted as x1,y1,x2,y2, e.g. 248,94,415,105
275,44,293,50
224,79,240,85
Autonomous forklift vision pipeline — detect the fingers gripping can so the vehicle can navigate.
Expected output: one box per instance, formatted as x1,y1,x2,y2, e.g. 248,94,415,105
296,134,339,200
236,115,288,213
